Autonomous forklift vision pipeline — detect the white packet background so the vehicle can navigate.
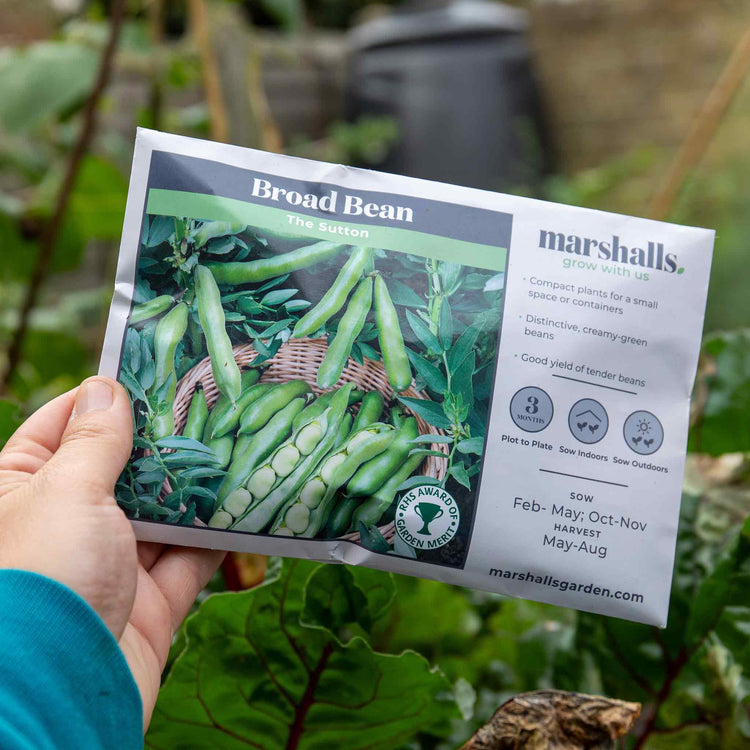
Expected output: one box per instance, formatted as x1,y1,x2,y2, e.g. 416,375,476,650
100,129,714,626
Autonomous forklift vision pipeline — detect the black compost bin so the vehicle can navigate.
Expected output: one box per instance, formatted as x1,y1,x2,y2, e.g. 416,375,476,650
347,0,551,192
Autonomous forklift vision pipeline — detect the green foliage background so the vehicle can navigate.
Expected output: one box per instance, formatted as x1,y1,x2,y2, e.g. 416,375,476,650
0,2,747,747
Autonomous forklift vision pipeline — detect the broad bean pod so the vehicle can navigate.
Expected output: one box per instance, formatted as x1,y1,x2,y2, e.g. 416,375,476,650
150,302,188,439
182,388,209,442
195,264,242,404
203,369,260,441
206,434,234,470
244,410,331,501
296,424,395,538
292,247,372,338
239,380,311,435
130,295,174,325
213,397,306,508
374,275,412,392
210,382,272,439
325,496,360,538
207,241,344,286
351,450,428,529
351,391,384,433
153,302,188,391
347,416,418,497
292,388,363,432
232,384,353,533
192,221,246,248
317,276,373,388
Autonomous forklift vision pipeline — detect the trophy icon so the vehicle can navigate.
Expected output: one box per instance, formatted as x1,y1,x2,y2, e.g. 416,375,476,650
415,502,444,535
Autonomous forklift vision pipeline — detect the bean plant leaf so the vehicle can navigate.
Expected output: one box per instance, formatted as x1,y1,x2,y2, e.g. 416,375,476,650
438,297,454,349
178,466,226,479
256,273,291,293
447,323,481,373
483,272,505,292
119,369,149,405
408,449,448,459
205,236,237,255
397,396,452,430
136,470,167,485
407,349,447,393
457,437,484,455
223,312,246,323
261,289,299,307
453,351,475,410
406,310,442,354
146,559,455,749
162,450,219,467
357,524,392,554
283,300,312,313
438,262,462,295
449,462,471,490
386,278,426,308
154,435,214,453
262,318,295,338
147,215,174,248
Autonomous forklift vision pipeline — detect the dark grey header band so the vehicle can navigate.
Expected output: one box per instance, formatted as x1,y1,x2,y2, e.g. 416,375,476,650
148,151,512,248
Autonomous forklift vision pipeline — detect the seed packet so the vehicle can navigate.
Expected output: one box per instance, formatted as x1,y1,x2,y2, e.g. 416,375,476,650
100,128,714,626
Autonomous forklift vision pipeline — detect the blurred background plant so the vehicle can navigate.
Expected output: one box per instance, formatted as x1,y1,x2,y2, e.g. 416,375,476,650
0,0,747,747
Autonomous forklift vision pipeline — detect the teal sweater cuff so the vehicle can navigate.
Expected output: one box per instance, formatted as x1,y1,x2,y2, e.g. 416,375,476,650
0,570,143,750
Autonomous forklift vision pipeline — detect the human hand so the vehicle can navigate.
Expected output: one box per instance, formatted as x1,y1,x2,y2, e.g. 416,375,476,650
0,377,225,727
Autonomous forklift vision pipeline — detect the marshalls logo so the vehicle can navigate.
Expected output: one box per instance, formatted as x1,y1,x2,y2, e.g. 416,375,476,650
396,484,460,550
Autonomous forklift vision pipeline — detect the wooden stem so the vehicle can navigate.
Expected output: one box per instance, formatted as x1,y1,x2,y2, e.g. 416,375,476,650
247,45,284,153
189,0,229,143
649,25,750,221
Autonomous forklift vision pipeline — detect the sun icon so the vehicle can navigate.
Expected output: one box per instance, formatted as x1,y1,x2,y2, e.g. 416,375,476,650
637,418,651,434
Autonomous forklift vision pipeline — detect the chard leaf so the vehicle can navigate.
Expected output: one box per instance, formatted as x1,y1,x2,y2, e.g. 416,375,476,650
146,559,456,749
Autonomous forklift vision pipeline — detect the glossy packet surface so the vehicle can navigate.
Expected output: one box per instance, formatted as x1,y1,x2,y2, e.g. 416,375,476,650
100,128,714,626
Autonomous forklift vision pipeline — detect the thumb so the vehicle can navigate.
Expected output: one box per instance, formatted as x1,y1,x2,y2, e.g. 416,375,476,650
38,377,133,503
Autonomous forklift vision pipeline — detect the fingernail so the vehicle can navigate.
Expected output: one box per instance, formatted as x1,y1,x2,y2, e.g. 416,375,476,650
76,380,113,414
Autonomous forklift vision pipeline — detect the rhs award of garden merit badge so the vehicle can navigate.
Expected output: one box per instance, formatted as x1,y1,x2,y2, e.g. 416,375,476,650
100,128,714,627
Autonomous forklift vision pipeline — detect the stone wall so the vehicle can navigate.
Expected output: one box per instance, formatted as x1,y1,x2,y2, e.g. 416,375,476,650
528,0,750,172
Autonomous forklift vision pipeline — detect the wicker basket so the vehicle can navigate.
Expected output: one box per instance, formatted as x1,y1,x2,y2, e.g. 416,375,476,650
170,337,448,543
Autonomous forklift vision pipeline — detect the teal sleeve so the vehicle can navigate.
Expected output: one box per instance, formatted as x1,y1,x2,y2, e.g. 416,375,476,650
0,570,143,750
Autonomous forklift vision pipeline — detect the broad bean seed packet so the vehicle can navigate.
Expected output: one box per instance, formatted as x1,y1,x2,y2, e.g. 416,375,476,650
100,129,714,626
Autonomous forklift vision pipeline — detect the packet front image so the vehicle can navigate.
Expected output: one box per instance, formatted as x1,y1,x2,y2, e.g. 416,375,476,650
101,129,714,626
